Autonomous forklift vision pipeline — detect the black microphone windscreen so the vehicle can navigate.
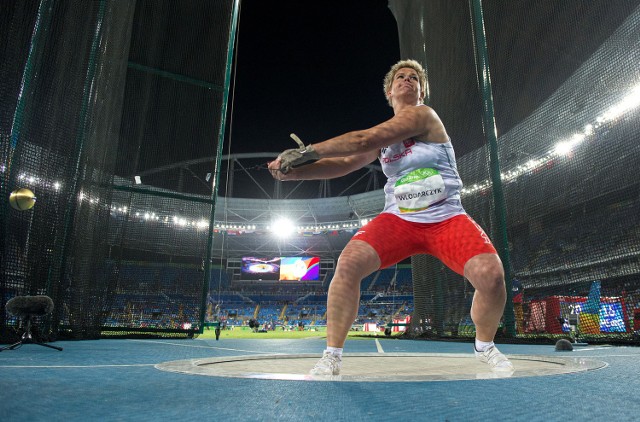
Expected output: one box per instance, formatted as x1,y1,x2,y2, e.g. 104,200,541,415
6,295,54,317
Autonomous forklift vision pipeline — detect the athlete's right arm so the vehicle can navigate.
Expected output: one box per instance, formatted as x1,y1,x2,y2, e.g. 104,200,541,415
268,149,378,181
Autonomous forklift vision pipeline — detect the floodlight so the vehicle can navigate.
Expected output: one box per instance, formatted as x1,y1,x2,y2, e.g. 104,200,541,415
271,218,295,238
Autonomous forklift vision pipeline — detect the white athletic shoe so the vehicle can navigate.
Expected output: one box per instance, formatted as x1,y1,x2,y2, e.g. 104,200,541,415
309,351,342,375
475,345,514,372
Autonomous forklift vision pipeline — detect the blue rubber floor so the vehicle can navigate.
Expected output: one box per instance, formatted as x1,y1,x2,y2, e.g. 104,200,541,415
0,337,638,421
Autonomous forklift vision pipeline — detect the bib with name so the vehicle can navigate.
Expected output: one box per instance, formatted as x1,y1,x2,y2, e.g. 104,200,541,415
394,168,447,213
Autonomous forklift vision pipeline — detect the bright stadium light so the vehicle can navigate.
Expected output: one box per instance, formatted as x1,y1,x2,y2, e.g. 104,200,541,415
553,133,585,157
271,217,295,238
597,83,640,124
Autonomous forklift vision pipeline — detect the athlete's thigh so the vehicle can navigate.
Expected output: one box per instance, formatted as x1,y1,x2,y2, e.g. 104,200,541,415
427,214,497,276
335,239,381,281
350,213,424,269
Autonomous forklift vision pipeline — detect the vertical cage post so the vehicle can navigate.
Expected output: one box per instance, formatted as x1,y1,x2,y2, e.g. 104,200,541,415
199,0,242,333
468,0,515,336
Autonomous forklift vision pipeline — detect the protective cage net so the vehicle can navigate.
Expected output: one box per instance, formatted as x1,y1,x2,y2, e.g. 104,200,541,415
395,0,640,344
2,0,640,346
0,0,236,341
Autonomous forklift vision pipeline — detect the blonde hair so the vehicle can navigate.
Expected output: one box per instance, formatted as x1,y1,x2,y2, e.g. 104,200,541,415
383,59,427,107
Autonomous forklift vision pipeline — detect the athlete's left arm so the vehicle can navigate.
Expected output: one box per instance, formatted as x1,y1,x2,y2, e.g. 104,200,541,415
311,105,449,159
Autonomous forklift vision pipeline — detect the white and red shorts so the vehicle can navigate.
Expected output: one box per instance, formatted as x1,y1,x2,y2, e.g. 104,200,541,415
351,213,497,275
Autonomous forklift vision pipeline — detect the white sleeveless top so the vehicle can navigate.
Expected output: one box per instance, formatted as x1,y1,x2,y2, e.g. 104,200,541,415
379,137,465,223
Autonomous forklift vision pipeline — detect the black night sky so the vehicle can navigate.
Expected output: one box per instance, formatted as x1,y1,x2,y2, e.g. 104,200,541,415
227,0,400,156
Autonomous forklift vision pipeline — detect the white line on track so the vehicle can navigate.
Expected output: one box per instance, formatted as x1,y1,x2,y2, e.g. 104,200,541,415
129,339,286,354
571,347,634,352
375,338,384,353
0,364,155,368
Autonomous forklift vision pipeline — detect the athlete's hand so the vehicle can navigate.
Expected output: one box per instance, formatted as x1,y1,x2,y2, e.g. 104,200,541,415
277,134,319,174
268,157,297,181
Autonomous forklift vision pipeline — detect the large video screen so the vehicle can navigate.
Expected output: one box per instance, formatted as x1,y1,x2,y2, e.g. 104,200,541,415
279,256,320,281
240,256,319,281
241,257,280,280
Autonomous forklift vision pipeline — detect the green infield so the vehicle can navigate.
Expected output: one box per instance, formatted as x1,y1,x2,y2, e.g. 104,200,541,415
198,327,388,340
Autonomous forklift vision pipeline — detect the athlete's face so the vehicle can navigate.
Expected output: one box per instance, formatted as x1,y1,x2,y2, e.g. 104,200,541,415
389,67,422,103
